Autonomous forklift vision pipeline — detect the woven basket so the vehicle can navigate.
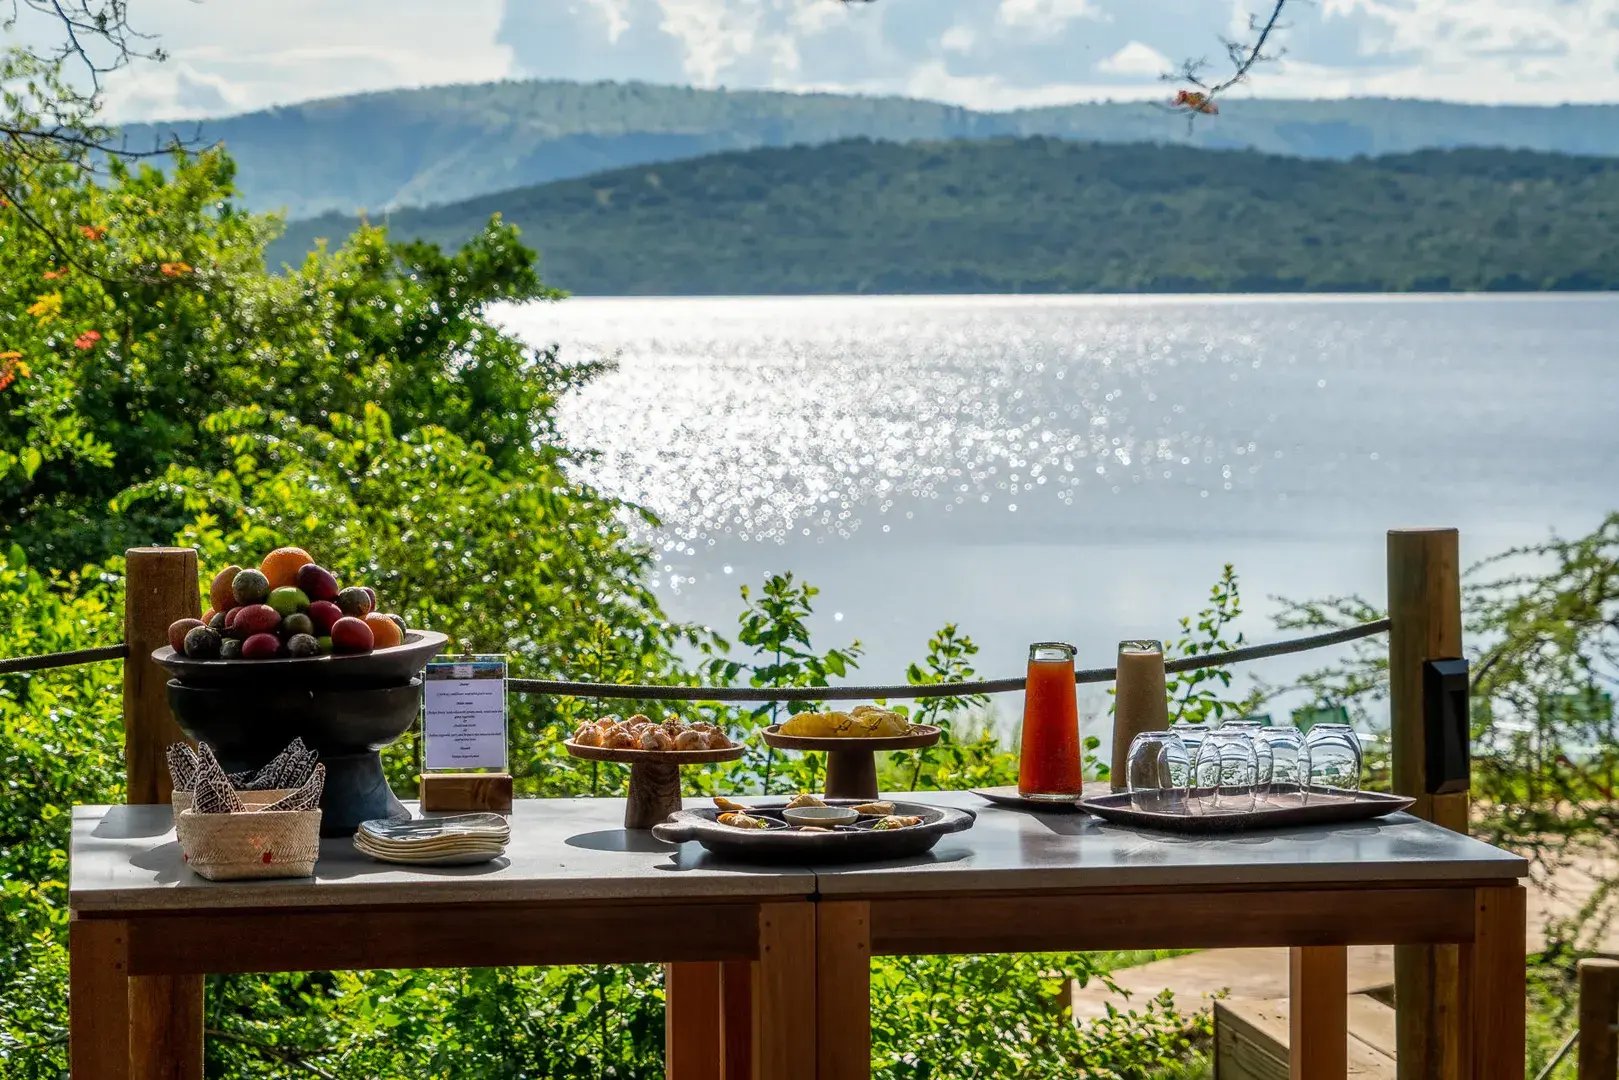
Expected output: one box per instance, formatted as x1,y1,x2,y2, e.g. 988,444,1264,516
170,788,297,829
175,807,322,881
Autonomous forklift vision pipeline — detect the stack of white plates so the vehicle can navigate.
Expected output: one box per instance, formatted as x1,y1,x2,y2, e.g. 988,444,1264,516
353,813,510,866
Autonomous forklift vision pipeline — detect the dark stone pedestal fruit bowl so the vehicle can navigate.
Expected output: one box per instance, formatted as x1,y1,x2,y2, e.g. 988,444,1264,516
167,677,423,835
157,631,446,836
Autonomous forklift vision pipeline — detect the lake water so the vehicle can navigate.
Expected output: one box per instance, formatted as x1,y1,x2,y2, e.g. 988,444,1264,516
498,294,1619,726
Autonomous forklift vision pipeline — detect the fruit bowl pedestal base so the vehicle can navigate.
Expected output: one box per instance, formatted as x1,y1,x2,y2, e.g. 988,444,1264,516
204,746,407,836
166,677,422,837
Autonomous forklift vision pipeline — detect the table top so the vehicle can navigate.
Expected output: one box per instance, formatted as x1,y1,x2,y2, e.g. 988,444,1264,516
70,798,816,914
71,791,1528,916
807,791,1528,896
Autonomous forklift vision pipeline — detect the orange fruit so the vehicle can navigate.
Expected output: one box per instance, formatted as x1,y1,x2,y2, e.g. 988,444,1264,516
209,564,241,614
259,546,315,590
364,612,404,649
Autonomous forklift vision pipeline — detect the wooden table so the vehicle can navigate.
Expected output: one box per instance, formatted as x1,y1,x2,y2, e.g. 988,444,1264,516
808,792,1529,1080
68,798,817,1080
70,793,1528,1080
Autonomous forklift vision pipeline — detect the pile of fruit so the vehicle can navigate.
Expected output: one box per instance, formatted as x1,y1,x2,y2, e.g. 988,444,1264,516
167,547,408,660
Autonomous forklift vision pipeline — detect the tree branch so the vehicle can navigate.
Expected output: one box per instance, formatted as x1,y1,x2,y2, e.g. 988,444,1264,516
204,1027,340,1080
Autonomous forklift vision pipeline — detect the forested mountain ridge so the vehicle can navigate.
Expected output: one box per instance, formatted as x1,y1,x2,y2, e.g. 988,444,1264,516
123,79,1619,217
267,137,1619,295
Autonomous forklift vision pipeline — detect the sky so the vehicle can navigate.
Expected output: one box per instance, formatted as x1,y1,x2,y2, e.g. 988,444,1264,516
34,0,1619,121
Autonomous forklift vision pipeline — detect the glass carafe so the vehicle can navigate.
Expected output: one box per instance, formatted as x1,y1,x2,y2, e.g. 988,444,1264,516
1018,642,1083,801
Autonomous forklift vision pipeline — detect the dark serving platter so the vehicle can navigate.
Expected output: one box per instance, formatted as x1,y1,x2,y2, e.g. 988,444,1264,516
152,630,447,688
651,799,975,863
1078,787,1414,834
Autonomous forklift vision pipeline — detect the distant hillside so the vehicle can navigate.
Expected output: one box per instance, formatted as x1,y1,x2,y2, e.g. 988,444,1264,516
267,138,1619,295
125,80,1619,217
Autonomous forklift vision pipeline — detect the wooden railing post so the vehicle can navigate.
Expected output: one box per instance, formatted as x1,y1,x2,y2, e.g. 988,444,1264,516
1579,958,1619,1079
1388,527,1468,1080
121,545,205,1080
123,546,199,805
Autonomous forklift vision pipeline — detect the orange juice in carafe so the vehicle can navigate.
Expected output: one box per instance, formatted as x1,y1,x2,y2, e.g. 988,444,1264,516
1018,642,1083,800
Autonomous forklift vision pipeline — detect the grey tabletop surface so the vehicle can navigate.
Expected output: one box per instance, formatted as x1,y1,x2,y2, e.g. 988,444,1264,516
71,790,1528,915
69,798,815,914
806,790,1528,896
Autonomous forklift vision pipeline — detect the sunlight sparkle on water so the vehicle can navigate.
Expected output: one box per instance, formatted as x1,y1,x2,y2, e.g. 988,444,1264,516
500,297,1296,545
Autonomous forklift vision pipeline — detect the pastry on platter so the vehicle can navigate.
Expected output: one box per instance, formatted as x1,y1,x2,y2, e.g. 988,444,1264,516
778,705,910,738
718,812,772,829
869,815,923,831
713,796,753,812
784,793,826,809
573,714,735,752
850,801,895,816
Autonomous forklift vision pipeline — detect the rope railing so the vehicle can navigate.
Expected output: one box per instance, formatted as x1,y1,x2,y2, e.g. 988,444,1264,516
506,618,1392,702
0,643,127,675
0,618,1390,700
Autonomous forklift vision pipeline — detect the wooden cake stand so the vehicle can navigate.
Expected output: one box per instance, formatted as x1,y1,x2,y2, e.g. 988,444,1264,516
564,741,745,829
759,724,942,800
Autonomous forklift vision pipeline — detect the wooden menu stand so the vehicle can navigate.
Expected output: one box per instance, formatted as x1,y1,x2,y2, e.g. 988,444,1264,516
419,772,514,813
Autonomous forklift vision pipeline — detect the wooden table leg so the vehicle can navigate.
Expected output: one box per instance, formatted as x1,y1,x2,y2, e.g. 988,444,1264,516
1290,945,1348,1080
816,901,871,1080
1468,885,1526,1080
666,962,723,1080
130,973,205,1080
721,960,753,1080
71,917,132,1080
753,901,816,1080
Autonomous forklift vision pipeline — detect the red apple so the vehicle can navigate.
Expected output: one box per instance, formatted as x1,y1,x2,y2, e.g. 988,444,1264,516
307,600,343,634
296,563,340,602
240,632,282,659
330,615,374,654
233,603,282,637
167,618,204,653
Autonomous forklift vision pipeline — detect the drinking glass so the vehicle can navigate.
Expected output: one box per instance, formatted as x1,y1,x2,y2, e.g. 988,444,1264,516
1255,726,1311,805
1126,730,1192,813
1170,720,1207,763
1220,719,1271,788
1305,722,1362,792
1194,730,1258,813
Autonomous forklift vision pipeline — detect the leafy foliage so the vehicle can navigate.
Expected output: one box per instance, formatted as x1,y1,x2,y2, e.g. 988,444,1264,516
273,139,1619,295
0,144,1209,1077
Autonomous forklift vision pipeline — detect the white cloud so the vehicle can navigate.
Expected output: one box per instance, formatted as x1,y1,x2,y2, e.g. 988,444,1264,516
940,24,977,55
96,0,513,121
998,0,1109,33
588,0,635,44
1097,41,1171,78
57,0,1619,122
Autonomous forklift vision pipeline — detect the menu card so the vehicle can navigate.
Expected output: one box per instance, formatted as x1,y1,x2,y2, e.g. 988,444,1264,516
422,655,508,771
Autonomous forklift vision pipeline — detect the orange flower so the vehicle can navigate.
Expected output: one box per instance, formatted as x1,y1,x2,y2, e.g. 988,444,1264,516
73,330,102,350
0,352,27,391
79,224,107,241
159,261,193,277
42,268,67,280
